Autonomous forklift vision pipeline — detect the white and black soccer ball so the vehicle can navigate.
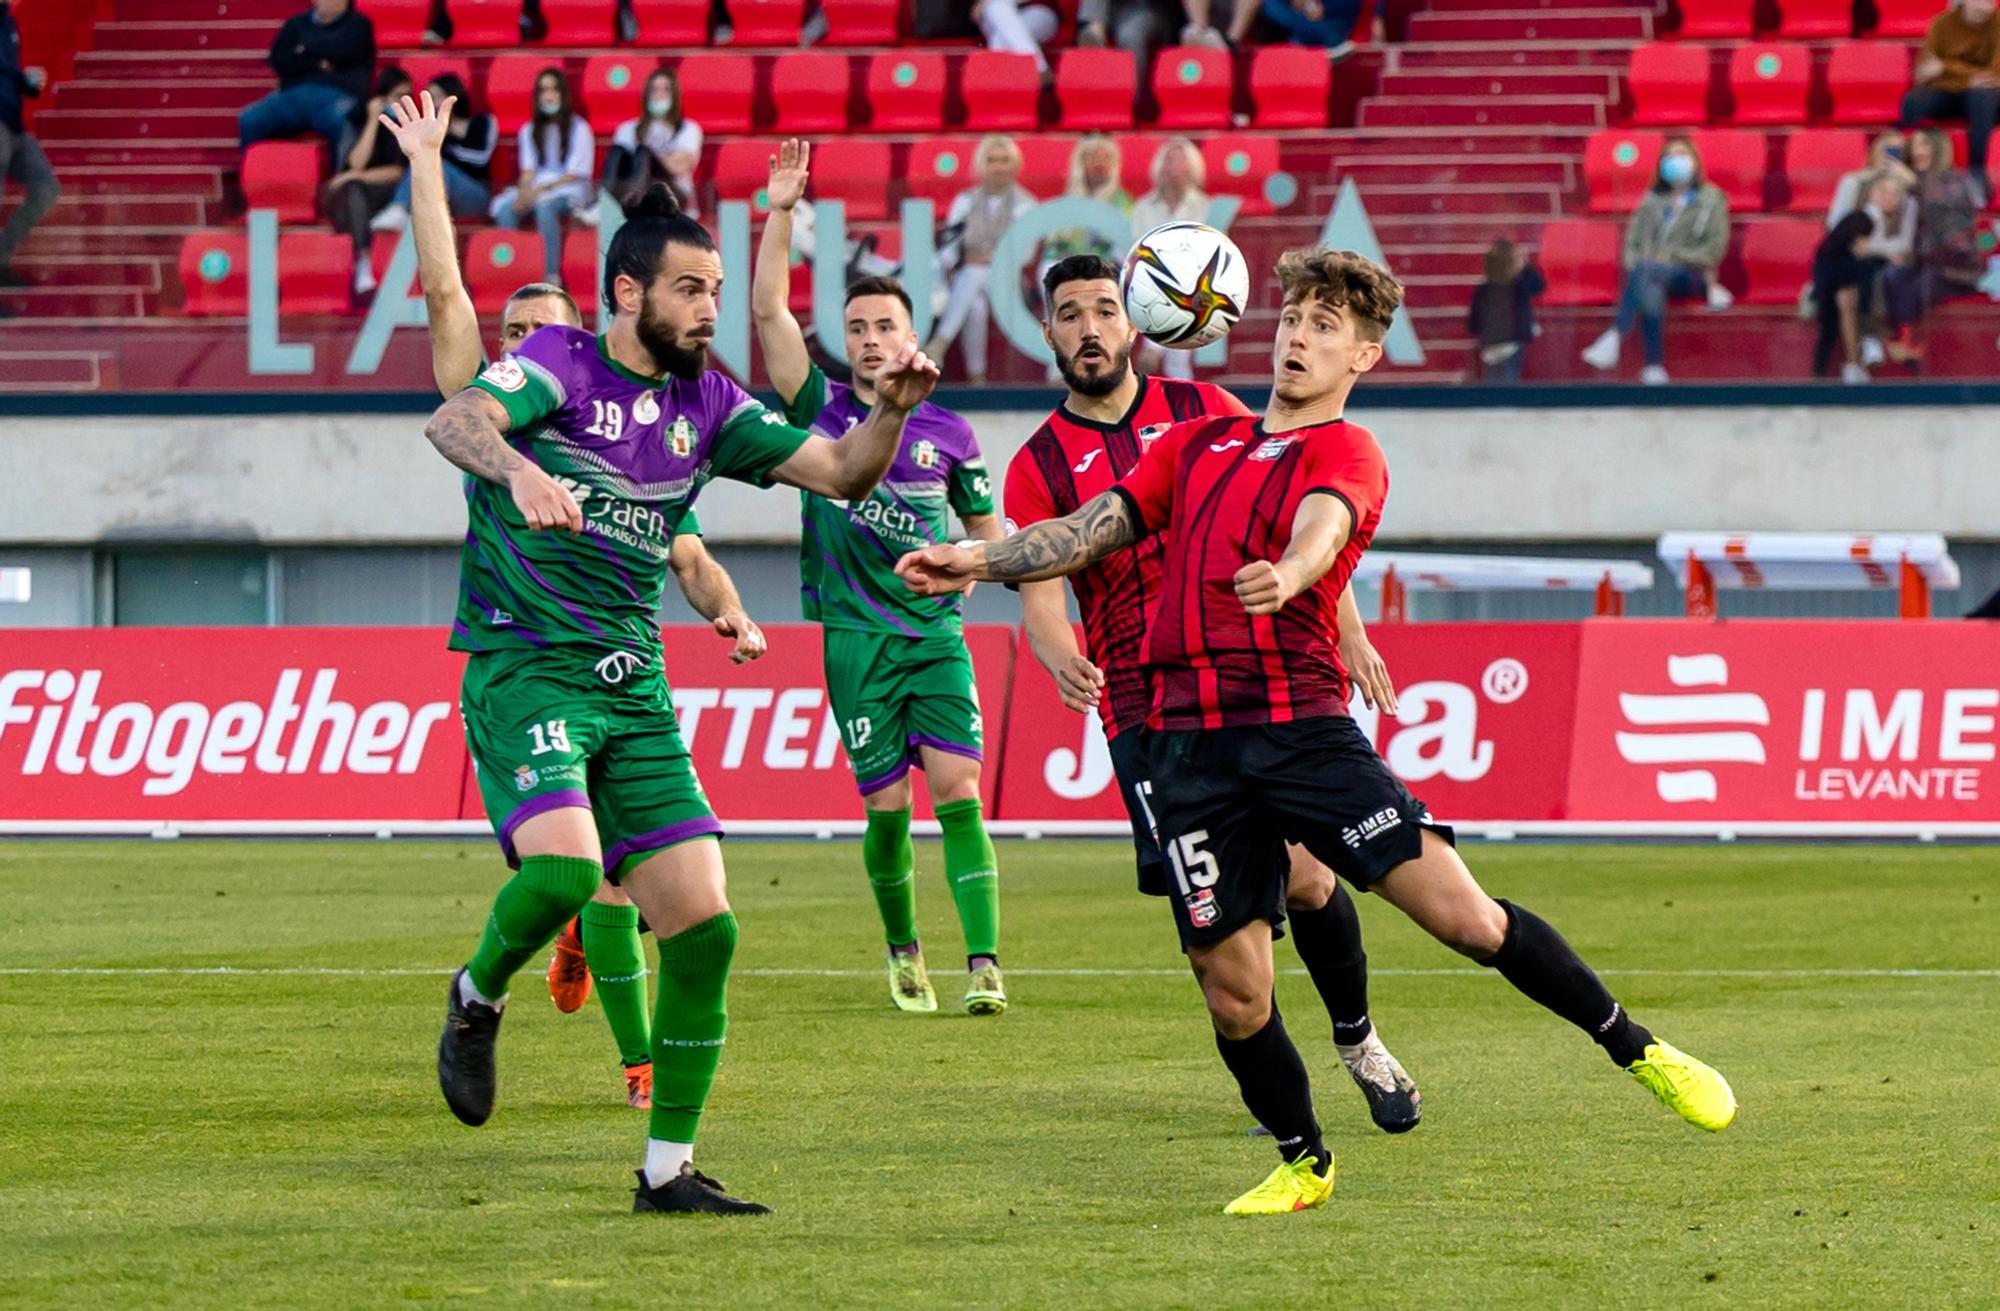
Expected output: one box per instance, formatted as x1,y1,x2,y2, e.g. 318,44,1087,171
1120,221,1251,350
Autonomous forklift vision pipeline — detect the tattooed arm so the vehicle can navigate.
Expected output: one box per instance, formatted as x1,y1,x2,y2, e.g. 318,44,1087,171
424,389,583,533
897,491,1142,594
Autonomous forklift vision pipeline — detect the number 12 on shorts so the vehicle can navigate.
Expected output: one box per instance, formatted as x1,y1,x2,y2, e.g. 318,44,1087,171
1166,829,1220,895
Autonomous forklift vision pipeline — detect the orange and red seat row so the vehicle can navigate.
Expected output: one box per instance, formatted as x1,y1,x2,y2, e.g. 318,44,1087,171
1628,40,1908,126
364,0,900,50
1539,216,1829,307
1670,0,1944,40
1583,125,1965,213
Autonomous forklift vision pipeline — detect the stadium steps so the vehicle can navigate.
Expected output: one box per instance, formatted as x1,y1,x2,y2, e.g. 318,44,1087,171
52,78,274,113
89,21,279,53
1375,70,1623,99
1388,44,1640,70
1404,9,1655,43
1359,97,1609,129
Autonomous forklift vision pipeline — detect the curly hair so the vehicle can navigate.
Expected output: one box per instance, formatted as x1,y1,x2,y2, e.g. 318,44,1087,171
1273,247,1404,343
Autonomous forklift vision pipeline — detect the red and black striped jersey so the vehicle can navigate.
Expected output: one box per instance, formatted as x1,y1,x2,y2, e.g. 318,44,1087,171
1111,413,1388,732
1002,376,1250,739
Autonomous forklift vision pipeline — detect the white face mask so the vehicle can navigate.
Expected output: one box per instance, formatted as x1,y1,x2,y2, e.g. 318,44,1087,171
647,97,673,117
538,95,562,116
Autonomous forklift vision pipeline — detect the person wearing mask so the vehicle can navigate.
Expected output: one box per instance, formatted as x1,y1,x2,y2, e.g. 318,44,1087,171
1810,211,1879,382
925,134,1036,384
238,0,376,149
1466,238,1546,383
1580,137,1732,385
600,67,702,216
1898,0,2000,204
0,0,58,295
1882,125,1986,363
370,73,495,234
489,67,595,287
330,65,412,298
1130,137,1209,379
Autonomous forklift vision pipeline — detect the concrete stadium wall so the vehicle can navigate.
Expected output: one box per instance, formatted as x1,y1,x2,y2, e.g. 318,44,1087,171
1,404,1995,545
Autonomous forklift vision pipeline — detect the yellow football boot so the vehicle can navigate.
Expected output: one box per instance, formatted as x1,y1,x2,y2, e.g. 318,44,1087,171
1627,1040,1737,1132
1223,1154,1335,1216
886,948,938,1013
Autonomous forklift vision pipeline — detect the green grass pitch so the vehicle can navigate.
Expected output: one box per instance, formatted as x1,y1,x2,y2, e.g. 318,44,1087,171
1,839,1996,1309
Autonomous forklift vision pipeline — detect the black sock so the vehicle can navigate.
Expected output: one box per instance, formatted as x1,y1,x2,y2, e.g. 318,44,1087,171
1288,883,1373,1045
1213,1003,1329,1174
1481,899,1653,1066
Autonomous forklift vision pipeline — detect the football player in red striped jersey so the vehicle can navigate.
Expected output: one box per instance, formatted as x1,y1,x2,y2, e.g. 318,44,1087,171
901,247,1736,1214
1005,254,1419,1134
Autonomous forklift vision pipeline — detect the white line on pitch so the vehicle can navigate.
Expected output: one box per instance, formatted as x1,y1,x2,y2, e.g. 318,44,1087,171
0,966,1996,979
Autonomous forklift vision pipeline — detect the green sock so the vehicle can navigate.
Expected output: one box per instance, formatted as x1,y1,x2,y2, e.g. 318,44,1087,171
862,806,919,947
466,854,602,1001
935,798,1000,961
648,912,738,1145
581,901,652,1068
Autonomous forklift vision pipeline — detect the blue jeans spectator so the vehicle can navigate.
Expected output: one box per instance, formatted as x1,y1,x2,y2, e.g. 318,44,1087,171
1260,0,1360,46
0,121,60,270
391,159,488,218
1613,261,1705,366
238,83,356,148
491,189,571,283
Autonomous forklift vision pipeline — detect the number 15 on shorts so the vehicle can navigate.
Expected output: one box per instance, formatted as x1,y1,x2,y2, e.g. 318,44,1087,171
1166,830,1219,895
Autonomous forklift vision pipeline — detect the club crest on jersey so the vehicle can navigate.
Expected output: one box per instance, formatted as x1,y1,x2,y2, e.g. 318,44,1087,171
911,440,939,469
514,765,539,792
668,415,697,458
1137,422,1172,446
1250,436,1298,461
633,391,661,425
1185,888,1220,927
479,359,526,393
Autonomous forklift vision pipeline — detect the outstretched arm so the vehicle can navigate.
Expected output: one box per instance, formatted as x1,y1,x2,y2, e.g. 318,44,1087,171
768,338,938,499
425,389,583,533
380,91,484,397
897,491,1141,593
1233,493,1354,616
751,138,816,407
670,535,767,664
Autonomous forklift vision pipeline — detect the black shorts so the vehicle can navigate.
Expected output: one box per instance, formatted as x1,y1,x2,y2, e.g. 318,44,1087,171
1108,727,1169,897
1144,715,1455,950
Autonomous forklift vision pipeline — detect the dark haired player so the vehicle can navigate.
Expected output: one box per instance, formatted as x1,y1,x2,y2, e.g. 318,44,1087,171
902,246,1734,1215
382,90,768,1114
1006,253,1419,1134
753,139,1007,1017
424,181,940,1214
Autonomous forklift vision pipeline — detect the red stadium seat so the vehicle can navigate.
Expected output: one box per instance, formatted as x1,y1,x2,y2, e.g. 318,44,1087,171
1248,46,1330,128
1784,127,1868,212
1692,127,1769,210
400,56,474,98
465,229,547,313
1737,219,1823,303
1869,0,1937,37
866,52,946,132
906,137,980,209
961,51,1041,131
1537,220,1621,306
710,139,776,213
1674,0,1754,38
1774,0,1853,38
241,141,323,223
1055,48,1136,130
485,55,549,134
278,231,354,315
561,229,599,305
1627,42,1712,126
581,54,658,124
1117,133,1165,197
1017,135,1073,198
1151,46,1232,130
367,0,431,46
540,0,618,44
1825,41,1910,125
824,0,901,44
445,0,521,45
178,231,248,316
1201,135,1282,216
627,0,709,43
729,0,809,46
679,54,756,135
1584,129,1665,212
770,53,851,133
1728,43,1810,125
813,140,894,221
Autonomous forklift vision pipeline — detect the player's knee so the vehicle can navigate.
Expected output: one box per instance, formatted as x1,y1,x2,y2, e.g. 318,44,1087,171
864,778,914,812
1433,896,1508,958
1204,983,1271,1040
1284,851,1334,911
930,773,982,806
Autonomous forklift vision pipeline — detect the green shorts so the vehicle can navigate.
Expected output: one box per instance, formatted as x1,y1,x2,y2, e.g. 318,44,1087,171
460,647,721,881
824,628,983,795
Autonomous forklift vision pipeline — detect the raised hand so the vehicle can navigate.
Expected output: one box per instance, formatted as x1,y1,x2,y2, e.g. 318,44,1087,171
896,543,981,596
766,138,811,212
872,338,940,411
379,89,457,159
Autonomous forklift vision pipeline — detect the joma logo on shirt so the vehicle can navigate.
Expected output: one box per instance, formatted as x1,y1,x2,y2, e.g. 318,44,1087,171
1340,807,1401,849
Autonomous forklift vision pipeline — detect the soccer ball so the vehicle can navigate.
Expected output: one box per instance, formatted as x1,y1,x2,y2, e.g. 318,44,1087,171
1120,222,1251,350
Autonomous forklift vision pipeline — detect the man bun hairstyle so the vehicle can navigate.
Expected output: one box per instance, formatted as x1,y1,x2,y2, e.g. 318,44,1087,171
1041,253,1122,317
602,182,716,309
1274,246,1403,344
844,275,913,318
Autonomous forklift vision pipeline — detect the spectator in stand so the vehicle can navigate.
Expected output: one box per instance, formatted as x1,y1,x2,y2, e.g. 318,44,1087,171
600,67,702,216
1883,125,1987,362
238,0,376,149
1826,130,1915,228
0,0,58,297
1077,2,1232,79
1580,137,1731,385
925,134,1036,385
370,73,494,234
915,2,1062,76
1181,0,1258,47
330,65,412,299
1466,238,1545,383
1810,211,1879,382
1043,134,1131,264
1254,0,1363,51
1898,0,2000,205
489,67,595,289
1131,137,1208,378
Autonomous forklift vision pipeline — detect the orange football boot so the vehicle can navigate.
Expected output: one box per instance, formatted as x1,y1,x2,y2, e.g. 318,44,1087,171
625,1062,653,1110
547,918,592,1013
